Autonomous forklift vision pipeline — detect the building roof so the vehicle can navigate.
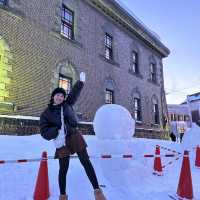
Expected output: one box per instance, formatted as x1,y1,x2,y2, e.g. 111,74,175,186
110,0,170,57
86,0,170,57
181,92,200,104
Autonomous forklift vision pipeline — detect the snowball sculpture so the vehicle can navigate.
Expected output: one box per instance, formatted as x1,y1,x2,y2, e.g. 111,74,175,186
93,104,135,140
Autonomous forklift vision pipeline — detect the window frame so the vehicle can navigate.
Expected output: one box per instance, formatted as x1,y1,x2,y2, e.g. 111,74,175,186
105,88,114,104
150,63,157,83
153,103,160,124
0,0,7,5
134,97,142,122
58,74,72,95
61,4,74,40
131,51,139,74
105,33,113,60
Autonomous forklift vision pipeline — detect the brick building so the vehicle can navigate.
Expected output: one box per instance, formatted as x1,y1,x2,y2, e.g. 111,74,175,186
0,0,170,137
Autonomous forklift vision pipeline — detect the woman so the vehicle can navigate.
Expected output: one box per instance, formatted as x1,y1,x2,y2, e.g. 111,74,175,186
40,72,106,200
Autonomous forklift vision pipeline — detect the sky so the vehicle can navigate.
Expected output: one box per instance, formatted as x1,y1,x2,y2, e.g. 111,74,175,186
120,0,200,104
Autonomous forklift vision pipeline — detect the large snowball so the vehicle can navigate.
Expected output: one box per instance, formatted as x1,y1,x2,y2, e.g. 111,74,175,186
182,123,200,151
93,104,135,140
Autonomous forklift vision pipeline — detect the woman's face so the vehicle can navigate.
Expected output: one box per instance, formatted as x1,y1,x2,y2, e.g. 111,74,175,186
53,93,65,105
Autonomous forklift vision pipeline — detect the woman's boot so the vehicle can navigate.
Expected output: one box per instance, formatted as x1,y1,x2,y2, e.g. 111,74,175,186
59,194,68,200
94,189,107,200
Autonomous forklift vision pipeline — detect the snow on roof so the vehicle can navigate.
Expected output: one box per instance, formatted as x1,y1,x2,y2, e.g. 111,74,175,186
181,92,200,104
188,92,200,102
114,0,161,41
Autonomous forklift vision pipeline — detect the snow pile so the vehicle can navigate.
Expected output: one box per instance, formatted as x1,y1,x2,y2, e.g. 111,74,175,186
0,135,200,199
182,123,200,151
0,104,199,199
93,104,135,140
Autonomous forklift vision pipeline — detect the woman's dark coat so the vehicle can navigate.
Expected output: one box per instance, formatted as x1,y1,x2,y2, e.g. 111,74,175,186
40,80,84,141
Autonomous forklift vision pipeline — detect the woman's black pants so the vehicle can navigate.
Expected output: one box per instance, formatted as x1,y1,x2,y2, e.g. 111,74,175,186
58,148,99,195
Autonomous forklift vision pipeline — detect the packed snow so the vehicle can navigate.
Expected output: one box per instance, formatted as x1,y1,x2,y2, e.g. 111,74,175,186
0,105,199,200
0,133,199,199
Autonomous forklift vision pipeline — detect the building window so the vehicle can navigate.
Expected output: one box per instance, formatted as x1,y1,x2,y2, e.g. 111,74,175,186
61,4,74,39
184,115,188,121
105,89,114,104
170,113,174,121
134,97,142,121
131,51,139,73
105,33,113,60
178,115,184,121
0,0,6,5
153,103,159,124
59,74,72,95
150,63,156,82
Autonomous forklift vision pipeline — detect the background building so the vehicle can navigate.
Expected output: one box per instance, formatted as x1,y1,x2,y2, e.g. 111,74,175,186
167,104,191,134
0,0,170,137
181,92,200,124
167,92,200,135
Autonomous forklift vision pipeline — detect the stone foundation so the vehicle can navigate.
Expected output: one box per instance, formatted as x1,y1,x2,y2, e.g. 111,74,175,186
0,116,169,140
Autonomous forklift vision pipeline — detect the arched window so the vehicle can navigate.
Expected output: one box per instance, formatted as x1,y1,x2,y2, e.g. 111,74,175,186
149,55,157,83
52,59,78,95
133,95,142,121
59,74,72,95
131,87,142,121
104,77,116,104
151,95,160,124
129,42,140,74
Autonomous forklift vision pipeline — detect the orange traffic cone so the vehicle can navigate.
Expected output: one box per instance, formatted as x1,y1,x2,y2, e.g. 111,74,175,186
195,145,200,168
33,151,50,200
176,150,193,199
153,145,163,176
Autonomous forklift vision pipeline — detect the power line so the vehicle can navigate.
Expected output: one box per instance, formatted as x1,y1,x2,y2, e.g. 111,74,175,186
165,83,200,95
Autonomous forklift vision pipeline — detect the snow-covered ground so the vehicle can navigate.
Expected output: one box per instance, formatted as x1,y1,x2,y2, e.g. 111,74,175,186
0,134,199,200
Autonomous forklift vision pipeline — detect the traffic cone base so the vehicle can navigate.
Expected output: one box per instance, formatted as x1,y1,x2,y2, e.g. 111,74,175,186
153,171,163,176
169,193,194,200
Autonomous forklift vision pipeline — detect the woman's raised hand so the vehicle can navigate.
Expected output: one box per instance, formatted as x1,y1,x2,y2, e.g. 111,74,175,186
80,72,86,82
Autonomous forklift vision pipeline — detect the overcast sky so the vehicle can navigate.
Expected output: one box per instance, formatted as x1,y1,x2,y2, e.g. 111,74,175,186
120,0,200,104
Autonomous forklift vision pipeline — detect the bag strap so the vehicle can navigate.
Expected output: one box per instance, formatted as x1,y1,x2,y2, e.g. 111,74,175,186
61,106,67,134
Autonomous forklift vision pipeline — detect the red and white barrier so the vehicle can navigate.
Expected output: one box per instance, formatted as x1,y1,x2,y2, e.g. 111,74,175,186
100,154,133,159
0,154,134,165
144,154,178,158
0,144,182,165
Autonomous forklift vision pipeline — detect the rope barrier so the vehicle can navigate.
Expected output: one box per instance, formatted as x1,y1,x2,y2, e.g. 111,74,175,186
0,145,190,166
0,154,134,165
